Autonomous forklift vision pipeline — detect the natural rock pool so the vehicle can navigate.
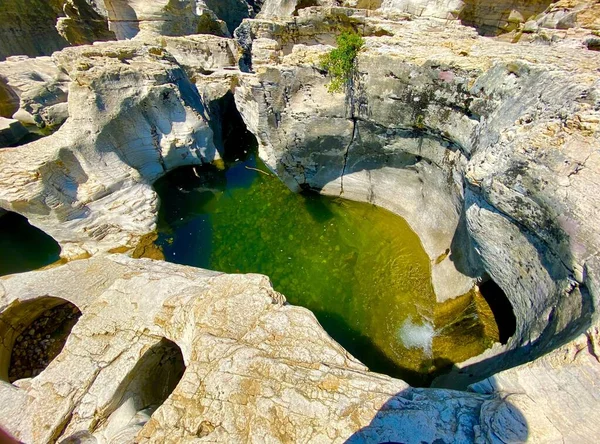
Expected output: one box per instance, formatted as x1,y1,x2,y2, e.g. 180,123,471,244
0,212,61,277
154,155,499,385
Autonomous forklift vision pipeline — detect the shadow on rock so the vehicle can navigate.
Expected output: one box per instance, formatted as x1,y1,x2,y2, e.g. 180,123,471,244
344,383,529,443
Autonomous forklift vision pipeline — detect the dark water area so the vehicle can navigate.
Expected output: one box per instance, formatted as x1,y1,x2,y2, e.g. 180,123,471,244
0,212,61,277
154,155,497,386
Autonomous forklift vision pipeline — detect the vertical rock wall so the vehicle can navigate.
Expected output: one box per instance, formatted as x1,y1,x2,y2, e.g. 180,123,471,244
0,0,69,61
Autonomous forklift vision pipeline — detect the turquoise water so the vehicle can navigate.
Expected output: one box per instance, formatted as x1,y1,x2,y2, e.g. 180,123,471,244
154,155,496,385
0,212,61,277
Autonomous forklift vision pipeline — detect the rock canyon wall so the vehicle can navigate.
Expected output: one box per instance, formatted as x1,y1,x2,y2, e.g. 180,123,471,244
1,1,600,442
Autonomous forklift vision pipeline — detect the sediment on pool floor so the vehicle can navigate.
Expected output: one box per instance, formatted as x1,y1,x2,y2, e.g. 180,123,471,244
0,297,81,383
152,153,503,387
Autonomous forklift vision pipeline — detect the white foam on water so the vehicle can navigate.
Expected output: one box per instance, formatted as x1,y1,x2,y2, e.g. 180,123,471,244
397,316,436,357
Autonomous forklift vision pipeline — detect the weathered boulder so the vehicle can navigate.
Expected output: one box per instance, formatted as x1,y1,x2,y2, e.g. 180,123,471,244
380,0,464,20
259,0,382,18
1,256,600,442
0,0,253,60
259,0,338,17
0,255,519,443
0,38,243,258
84,0,258,39
87,0,226,39
0,56,70,129
380,0,600,36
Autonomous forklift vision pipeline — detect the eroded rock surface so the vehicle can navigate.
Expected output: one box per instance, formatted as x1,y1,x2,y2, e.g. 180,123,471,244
0,117,27,148
0,55,70,129
232,6,600,383
0,255,533,443
0,3,600,443
0,38,241,258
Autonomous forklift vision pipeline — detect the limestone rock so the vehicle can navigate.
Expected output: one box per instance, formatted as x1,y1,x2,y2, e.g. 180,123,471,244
0,55,70,129
201,0,256,33
259,0,338,17
0,0,117,60
470,323,600,442
233,7,600,383
0,255,502,443
0,39,242,258
0,0,68,60
380,0,600,36
56,0,116,46
85,1,256,39
2,256,600,442
0,4,599,444
259,0,382,18
380,0,464,20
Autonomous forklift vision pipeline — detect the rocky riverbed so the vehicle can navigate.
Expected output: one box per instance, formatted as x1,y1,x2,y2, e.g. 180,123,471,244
1,1,600,443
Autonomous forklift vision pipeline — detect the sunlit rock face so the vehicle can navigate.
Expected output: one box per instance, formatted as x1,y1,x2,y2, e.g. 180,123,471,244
84,0,259,39
380,0,600,35
0,255,506,444
0,2,600,443
0,0,257,61
0,39,236,258
0,55,70,130
233,6,600,385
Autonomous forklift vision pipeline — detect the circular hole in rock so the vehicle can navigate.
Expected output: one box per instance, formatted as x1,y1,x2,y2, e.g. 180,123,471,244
7,301,81,383
479,279,516,344
80,338,185,442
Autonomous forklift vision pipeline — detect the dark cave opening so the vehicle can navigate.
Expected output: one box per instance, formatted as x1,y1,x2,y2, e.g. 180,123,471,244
97,338,186,439
207,91,258,165
479,279,517,344
0,211,62,277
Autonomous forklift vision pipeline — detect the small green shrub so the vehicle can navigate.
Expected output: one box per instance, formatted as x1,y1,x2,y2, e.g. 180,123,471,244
320,31,364,94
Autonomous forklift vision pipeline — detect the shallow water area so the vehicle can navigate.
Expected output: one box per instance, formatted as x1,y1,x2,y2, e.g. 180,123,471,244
155,155,497,385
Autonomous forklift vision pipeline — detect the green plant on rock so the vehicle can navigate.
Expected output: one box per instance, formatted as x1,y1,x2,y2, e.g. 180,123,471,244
320,31,365,94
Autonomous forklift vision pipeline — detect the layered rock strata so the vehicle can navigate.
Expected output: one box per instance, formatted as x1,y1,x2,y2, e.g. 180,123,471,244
233,7,600,384
0,0,258,61
0,255,533,443
0,117,27,148
0,0,69,61
0,37,240,258
0,3,599,443
0,55,70,130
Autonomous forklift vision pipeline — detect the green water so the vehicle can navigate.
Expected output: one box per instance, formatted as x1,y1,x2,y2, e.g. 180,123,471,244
0,212,62,277
155,155,496,385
